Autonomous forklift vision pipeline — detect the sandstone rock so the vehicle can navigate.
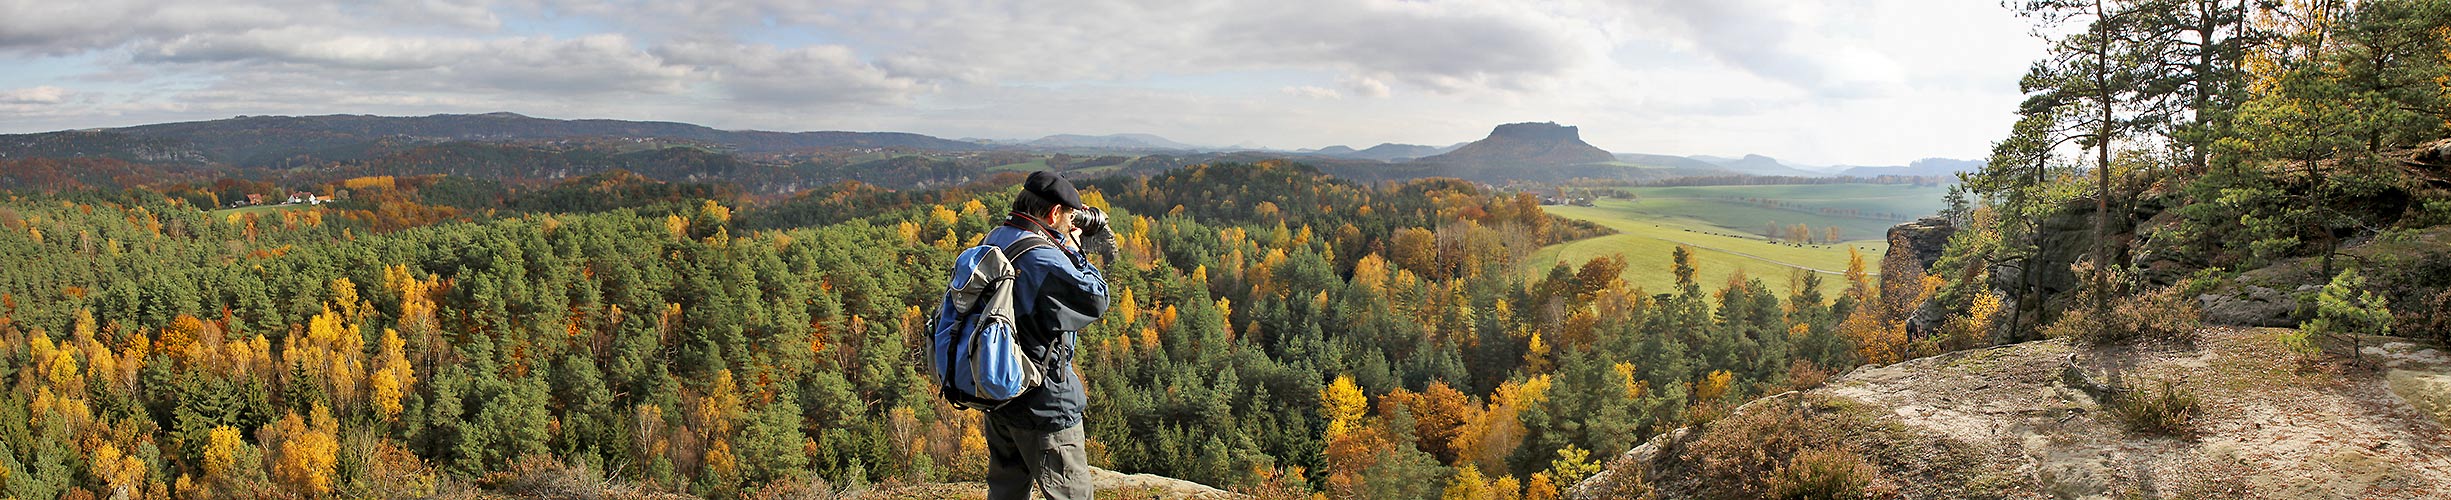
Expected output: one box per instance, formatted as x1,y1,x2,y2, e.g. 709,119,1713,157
1572,328,2451,498
1886,216,1956,274
2199,284,2311,327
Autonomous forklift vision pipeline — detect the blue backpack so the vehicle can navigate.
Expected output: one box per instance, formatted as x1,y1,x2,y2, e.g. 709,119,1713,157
930,233,1056,411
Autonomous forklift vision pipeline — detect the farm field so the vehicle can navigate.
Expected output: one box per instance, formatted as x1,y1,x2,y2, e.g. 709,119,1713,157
1528,184,1948,297
1611,184,1951,240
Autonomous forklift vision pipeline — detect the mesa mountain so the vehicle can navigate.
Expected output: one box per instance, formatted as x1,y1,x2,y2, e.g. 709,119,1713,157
1319,122,1740,184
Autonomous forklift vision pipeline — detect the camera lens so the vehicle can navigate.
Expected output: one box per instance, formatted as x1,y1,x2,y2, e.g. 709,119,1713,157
1072,207,1109,239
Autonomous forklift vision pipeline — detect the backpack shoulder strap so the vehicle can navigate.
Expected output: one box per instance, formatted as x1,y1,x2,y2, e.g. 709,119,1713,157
1000,232,1054,260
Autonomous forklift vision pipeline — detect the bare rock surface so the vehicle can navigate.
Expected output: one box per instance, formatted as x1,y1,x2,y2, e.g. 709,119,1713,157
1577,328,2451,499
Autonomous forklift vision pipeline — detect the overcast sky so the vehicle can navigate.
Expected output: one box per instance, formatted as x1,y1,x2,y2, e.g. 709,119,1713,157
0,0,2045,166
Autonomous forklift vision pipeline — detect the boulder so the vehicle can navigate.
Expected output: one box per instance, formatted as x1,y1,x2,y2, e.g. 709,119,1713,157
2199,284,2313,328
1886,216,1956,273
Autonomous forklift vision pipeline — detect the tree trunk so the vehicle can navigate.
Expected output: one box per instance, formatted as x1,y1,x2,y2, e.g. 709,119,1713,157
2193,0,2215,174
2093,0,2115,320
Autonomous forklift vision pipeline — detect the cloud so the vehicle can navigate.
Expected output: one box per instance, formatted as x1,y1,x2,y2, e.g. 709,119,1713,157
0,86,69,104
0,0,2045,165
1341,76,1391,98
1282,86,1341,99
654,41,927,106
136,30,689,94
1617,0,1907,97
0,0,322,56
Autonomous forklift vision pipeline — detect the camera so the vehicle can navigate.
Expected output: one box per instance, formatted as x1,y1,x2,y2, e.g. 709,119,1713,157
1072,206,1116,262
1071,206,1110,240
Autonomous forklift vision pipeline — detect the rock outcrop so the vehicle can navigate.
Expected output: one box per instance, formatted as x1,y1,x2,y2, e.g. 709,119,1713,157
2199,284,2315,327
1887,216,1957,272
862,466,1244,499
1889,216,1959,339
1572,328,2451,499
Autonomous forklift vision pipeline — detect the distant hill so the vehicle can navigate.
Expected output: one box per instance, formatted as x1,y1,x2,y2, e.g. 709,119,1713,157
1835,157,1985,178
1361,143,1456,161
1304,143,1449,162
1613,153,1726,170
1028,133,1201,150
1709,154,1826,177
0,112,982,166
1418,122,1616,168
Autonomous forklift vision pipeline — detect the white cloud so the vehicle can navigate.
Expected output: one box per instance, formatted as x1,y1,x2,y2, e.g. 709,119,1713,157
0,0,2046,165
1341,76,1391,98
654,41,926,106
0,86,69,104
1282,86,1341,99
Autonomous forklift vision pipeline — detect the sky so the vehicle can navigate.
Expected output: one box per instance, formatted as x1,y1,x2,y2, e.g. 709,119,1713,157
0,0,2048,166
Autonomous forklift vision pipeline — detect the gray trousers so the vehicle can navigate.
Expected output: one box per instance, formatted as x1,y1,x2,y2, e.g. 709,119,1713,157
984,419,1092,500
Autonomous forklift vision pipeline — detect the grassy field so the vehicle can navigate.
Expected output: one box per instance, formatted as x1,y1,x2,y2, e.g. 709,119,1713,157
1609,184,1951,241
1526,184,1947,297
988,159,1051,172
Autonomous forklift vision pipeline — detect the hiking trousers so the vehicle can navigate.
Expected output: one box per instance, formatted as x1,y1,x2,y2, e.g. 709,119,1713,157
984,418,1092,500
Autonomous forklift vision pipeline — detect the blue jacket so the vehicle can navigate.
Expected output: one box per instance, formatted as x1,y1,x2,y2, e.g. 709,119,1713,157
972,221,1108,431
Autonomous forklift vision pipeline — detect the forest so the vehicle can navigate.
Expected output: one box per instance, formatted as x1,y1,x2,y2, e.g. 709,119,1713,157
0,158,1904,499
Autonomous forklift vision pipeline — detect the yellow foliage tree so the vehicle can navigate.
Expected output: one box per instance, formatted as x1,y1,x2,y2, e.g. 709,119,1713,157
705,439,741,487
1524,333,1552,373
92,441,149,499
266,405,340,496
290,305,366,411
665,214,689,239
1493,475,1523,500
1321,375,1368,439
1694,369,1734,402
203,426,249,478
1526,473,1559,500
702,199,732,226
1442,464,1489,500
1115,288,1139,326
369,328,416,420
697,369,744,439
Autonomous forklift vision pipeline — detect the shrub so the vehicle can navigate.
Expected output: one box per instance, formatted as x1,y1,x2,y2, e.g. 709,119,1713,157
1766,447,1878,500
2044,283,2202,346
2302,268,2393,364
1576,454,1659,500
1682,395,1884,500
2108,378,2201,436
1785,360,1833,392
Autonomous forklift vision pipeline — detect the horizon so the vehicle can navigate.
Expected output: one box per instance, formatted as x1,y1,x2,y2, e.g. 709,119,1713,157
0,0,2044,166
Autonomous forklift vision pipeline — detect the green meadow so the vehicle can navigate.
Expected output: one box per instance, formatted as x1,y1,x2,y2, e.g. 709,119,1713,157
1528,184,1949,297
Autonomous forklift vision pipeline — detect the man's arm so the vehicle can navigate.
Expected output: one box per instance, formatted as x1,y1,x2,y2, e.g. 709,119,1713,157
1019,246,1109,332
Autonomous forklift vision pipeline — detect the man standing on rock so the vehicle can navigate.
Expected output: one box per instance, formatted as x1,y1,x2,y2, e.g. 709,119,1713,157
979,171,1110,499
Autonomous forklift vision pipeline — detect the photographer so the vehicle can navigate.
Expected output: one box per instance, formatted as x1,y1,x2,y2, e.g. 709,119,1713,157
978,170,1110,500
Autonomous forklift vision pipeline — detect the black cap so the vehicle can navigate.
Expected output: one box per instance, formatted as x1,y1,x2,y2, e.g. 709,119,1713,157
1023,170,1087,210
